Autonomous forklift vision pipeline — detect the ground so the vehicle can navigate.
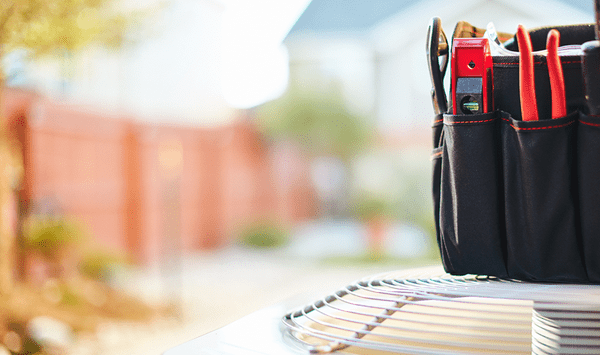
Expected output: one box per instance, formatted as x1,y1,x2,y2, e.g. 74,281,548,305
99,247,433,355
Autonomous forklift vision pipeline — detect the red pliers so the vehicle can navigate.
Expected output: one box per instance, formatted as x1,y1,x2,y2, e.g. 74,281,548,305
517,25,566,121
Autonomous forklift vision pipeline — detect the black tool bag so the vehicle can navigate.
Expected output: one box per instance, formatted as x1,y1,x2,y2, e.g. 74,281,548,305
430,22,600,283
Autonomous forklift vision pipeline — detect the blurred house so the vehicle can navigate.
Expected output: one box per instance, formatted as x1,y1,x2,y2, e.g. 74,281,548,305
285,0,593,133
5,88,315,265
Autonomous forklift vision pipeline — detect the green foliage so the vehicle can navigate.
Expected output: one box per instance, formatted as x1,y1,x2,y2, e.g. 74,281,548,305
60,283,83,306
391,163,436,242
349,149,438,257
0,0,156,61
257,84,371,160
23,216,85,260
79,250,126,281
350,194,392,221
239,220,289,249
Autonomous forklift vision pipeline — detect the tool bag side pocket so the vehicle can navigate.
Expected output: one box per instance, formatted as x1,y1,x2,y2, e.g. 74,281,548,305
501,111,586,282
431,114,444,252
437,111,507,277
578,113,600,283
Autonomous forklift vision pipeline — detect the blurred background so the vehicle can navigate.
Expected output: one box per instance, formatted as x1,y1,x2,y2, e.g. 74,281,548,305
0,0,593,354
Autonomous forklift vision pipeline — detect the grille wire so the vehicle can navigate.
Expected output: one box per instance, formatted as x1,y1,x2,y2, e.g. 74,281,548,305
282,267,600,354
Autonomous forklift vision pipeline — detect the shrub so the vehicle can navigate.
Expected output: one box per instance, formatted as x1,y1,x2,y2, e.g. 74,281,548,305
23,216,85,261
79,251,126,281
239,220,288,248
350,194,392,221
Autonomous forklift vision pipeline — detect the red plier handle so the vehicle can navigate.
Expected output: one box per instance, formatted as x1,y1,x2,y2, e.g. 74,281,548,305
517,26,566,120
517,25,538,121
547,29,567,119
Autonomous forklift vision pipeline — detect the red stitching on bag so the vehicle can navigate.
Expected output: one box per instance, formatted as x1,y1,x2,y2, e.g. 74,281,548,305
501,117,575,130
495,60,582,66
580,120,600,127
432,118,443,124
445,118,495,125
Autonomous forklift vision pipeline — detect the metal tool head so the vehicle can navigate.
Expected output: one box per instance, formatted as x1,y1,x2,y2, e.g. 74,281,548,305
427,17,449,115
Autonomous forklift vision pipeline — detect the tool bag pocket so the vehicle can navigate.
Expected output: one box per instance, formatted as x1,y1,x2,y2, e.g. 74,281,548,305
433,110,589,282
578,113,600,282
500,111,586,282
435,111,507,277
431,115,443,252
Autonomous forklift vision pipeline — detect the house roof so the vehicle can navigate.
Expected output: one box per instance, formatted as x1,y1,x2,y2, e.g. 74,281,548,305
286,0,416,37
285,0,594,40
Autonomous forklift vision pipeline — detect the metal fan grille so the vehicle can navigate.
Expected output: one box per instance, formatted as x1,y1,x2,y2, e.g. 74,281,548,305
282,267,600,354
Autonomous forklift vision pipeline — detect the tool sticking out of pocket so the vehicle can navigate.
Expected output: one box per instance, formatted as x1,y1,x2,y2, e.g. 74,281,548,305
451,37,494,115
582,0,600,116
517,25,566,121
427,17,449,115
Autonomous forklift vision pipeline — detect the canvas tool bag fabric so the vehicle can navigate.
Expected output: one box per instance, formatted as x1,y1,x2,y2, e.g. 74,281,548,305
431,23,600,283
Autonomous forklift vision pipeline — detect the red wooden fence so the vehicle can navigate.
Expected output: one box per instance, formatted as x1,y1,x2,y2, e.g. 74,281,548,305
4,88,316,265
